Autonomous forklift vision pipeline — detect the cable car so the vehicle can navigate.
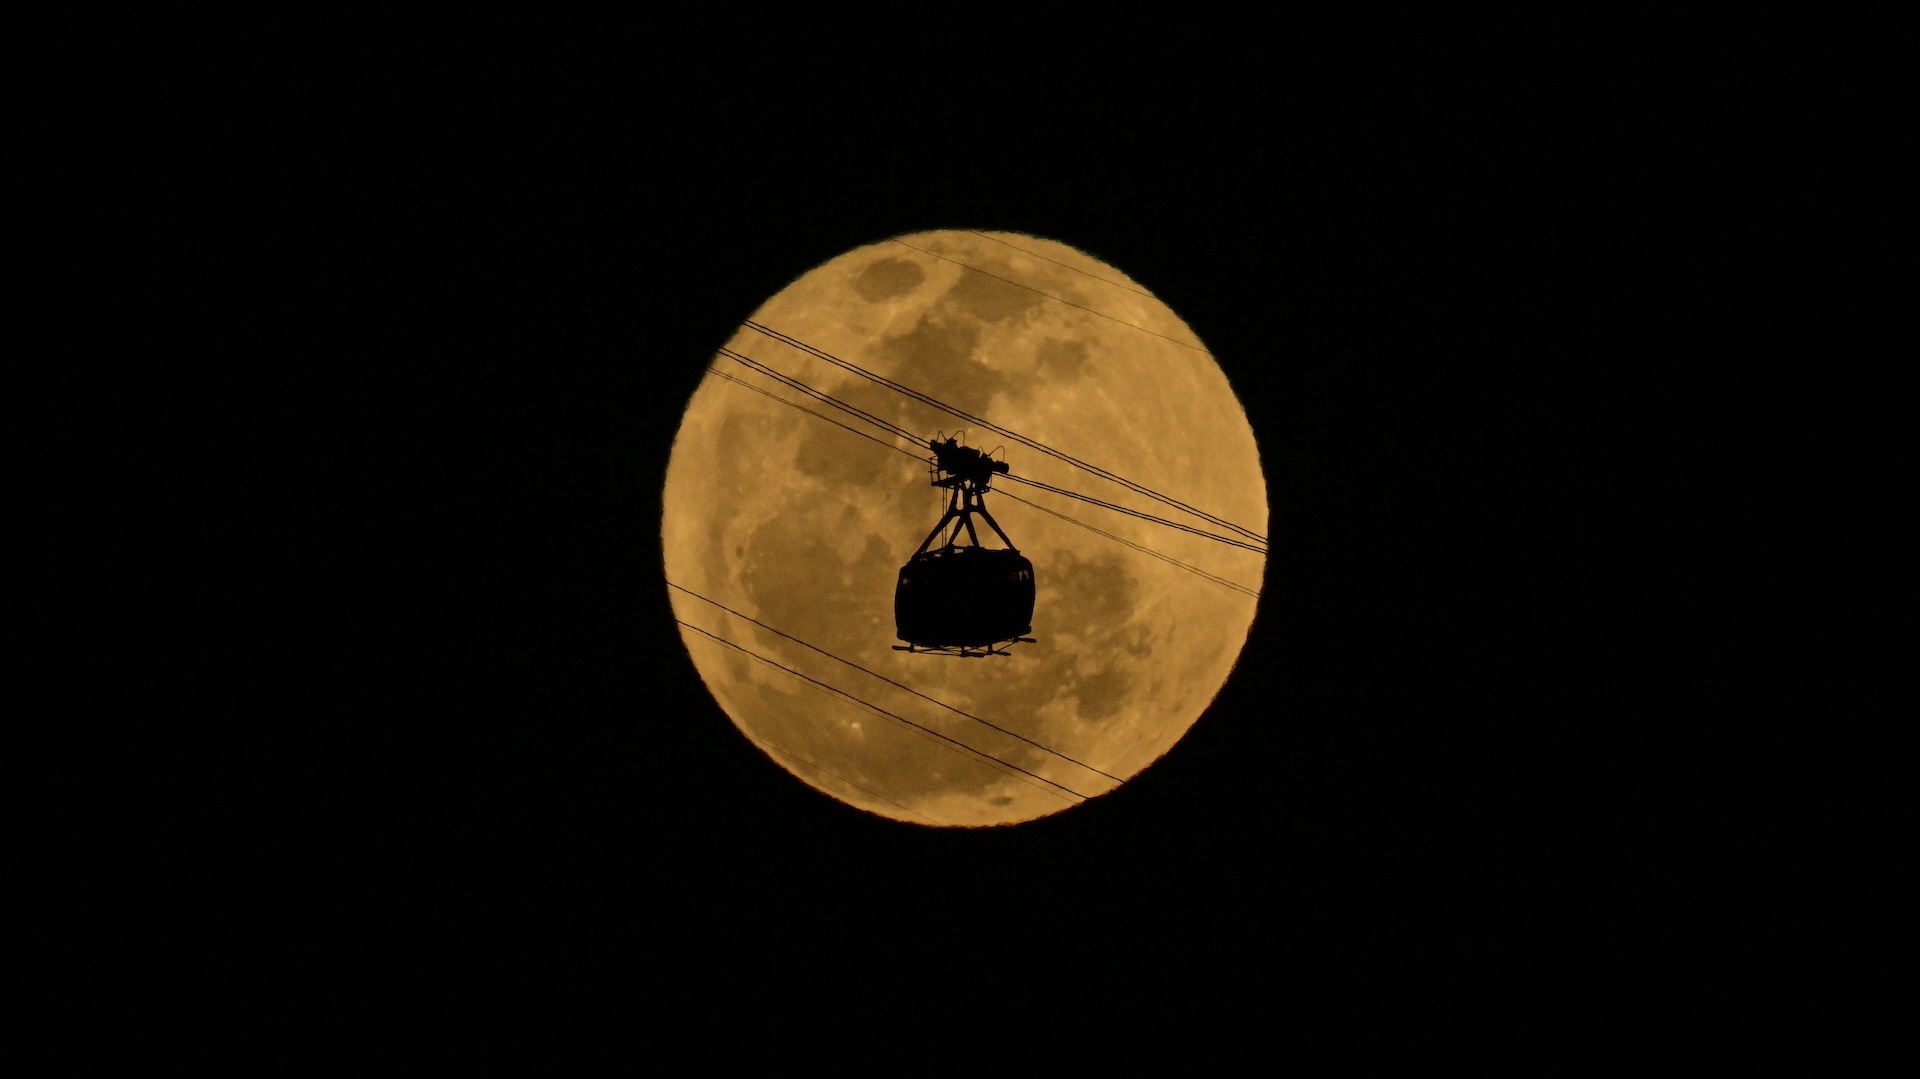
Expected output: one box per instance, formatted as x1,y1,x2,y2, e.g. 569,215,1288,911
893,437,1036,657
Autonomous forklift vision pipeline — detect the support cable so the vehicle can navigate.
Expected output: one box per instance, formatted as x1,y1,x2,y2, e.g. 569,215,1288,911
1001,473,1267,553
705,362,1264,589
962,230,1160,302
993,489,1261,598
670,581,1123,784
742,321,1268,546
716,346,922,446
675,620,1088,803
708,368,921,461
888,236,1207,353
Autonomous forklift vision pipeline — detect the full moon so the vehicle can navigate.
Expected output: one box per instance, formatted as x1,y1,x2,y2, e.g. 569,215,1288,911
662,230,1266,826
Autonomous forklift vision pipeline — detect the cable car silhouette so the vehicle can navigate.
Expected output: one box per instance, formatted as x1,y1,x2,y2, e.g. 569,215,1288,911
893,436,1037,657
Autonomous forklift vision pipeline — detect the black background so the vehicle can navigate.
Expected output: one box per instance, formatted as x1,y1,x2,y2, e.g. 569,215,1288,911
45,17,1874,1049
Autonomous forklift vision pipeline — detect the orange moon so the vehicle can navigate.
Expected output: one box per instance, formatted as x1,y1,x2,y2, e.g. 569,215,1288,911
662,230,1266,826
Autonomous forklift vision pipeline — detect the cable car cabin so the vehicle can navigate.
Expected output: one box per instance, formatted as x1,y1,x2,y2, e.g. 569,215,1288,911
893,437,1037,657
895,547,1035,649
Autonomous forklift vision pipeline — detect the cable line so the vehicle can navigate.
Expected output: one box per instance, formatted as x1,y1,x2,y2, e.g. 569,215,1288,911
743,321,1268,546
669,581,1123,784
963,230,1160,302
1001,473,1267,553
993,488,1261,598
704,357,1263,588
709,368,921,461
888,236,1208,353
675,619,1088,803
716,346,922,446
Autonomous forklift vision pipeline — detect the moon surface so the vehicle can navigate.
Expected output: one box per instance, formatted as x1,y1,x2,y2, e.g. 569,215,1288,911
662,230,1266,826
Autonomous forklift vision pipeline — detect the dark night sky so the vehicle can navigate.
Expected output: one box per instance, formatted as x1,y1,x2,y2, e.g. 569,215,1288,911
45,21,1874,1046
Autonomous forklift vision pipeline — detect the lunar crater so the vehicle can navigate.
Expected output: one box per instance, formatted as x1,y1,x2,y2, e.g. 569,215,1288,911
853,256,925,302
